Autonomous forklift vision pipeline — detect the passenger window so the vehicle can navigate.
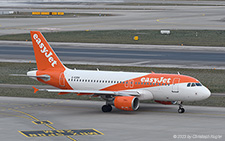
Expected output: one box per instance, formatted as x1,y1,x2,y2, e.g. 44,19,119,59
187,83,191,87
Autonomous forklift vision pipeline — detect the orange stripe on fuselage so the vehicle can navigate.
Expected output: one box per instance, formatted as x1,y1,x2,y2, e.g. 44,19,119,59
101,73,199,91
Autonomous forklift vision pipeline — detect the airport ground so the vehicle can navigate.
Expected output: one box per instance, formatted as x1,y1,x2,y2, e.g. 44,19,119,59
1,1,225,35
0,0,225,141
0,96,224,141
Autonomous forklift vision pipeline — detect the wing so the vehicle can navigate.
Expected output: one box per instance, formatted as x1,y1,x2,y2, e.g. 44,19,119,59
32,87,140,96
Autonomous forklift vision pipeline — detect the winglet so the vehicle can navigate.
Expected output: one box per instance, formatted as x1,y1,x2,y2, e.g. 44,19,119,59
32,86,39,93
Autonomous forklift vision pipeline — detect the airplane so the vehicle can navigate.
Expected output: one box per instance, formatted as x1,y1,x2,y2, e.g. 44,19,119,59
27,31,211,113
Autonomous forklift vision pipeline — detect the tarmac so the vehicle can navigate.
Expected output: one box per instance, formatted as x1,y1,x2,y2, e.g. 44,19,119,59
1,41,225,69
0,96,224,141
1,1,225,35
0,1,225,141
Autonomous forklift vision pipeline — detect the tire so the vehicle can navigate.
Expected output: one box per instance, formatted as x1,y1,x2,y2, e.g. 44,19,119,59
102,105,112,112
178,108,185,113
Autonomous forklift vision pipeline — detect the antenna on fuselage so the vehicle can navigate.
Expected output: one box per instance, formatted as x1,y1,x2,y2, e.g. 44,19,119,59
97,68,99,71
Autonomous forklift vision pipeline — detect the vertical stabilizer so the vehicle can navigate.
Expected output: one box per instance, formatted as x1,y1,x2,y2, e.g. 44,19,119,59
30,31,65,71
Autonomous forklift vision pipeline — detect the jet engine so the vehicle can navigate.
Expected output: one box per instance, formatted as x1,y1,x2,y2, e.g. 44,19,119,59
114,96,139,111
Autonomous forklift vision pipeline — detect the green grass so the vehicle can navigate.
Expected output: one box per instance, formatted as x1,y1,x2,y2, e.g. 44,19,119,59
0,30,225,47
1,62,225,93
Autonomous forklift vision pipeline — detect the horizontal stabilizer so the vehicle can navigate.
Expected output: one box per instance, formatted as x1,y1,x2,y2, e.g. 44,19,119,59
10,74,50,79
10,74,28,77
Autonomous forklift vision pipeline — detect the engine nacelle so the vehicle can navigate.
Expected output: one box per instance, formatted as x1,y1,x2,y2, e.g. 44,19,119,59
114,96,139,111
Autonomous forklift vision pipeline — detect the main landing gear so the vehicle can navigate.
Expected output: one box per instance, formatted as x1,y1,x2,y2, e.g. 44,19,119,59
102,104,112,112
178,101,185,114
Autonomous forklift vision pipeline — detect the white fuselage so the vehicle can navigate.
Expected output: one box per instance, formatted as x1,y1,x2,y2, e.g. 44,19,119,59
63,68,211,102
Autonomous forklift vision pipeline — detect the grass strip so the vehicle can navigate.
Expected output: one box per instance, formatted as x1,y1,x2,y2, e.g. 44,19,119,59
0,30,225,47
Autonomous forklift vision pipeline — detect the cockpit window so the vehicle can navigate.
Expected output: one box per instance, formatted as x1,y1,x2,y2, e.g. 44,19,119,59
187,83,191,87
191,83,196,87
196,83,202,86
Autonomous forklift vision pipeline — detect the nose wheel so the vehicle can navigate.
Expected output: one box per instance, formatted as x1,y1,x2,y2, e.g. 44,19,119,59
102,104,112,112
178,102,185,113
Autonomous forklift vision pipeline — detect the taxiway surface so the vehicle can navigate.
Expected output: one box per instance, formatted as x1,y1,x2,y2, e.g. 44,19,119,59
1,41,225,69
0,96,224,141
1,1,225,35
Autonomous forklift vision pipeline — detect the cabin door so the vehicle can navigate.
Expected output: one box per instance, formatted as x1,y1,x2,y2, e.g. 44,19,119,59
172,78,180,93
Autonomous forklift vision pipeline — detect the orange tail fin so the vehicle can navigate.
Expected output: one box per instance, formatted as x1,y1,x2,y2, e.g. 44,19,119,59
30,31,65,71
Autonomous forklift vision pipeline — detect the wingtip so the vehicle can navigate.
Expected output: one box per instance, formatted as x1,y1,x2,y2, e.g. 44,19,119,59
32,86,39,93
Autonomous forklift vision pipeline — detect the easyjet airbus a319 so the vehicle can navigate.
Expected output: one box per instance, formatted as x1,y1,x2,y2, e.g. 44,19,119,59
27,31,211,113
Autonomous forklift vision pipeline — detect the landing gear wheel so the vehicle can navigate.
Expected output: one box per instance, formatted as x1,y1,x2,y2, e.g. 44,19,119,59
177,101,185,114
178,108,185,113
102,105,112,112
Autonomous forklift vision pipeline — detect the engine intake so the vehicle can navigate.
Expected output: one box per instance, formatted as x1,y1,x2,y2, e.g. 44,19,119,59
114,96,139,111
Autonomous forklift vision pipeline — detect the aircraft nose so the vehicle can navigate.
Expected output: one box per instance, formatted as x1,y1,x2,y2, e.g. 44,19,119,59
202,87,211,99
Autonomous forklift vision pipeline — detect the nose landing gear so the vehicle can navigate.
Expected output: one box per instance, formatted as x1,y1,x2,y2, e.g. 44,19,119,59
178,101,185,113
